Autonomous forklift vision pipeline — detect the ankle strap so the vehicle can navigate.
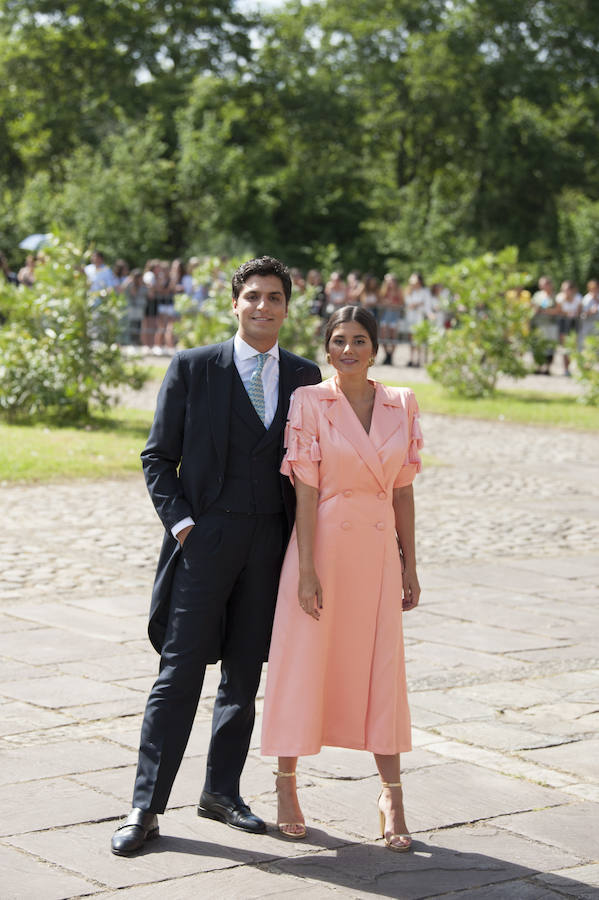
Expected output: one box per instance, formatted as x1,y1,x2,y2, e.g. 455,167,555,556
381,780,402,787
274,770,296,777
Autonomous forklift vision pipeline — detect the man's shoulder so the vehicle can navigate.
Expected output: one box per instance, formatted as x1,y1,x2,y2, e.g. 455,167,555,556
279,347,321,374
174,340,233,366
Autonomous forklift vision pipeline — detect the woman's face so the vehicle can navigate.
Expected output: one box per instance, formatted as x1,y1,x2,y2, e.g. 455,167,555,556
328,320,374,376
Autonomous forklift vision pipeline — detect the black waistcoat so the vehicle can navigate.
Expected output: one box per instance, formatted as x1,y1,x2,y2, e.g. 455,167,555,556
209,369,285,514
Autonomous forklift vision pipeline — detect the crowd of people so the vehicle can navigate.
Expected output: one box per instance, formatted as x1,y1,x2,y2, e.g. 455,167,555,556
531,276,599,375
2,248,598,372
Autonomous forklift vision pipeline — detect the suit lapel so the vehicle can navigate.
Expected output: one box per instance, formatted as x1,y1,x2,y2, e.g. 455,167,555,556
207,338,234,471
322,379,387,491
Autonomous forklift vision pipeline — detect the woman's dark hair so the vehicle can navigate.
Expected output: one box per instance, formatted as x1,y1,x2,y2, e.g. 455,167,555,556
324,305,379,354
232,255,292,304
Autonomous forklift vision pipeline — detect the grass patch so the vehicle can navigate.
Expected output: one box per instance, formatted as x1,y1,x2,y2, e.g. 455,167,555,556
386,381,599,430
0,408,153,483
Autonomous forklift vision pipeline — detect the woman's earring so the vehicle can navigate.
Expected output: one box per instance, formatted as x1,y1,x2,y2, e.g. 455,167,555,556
368,356,375,366
326,353,331,364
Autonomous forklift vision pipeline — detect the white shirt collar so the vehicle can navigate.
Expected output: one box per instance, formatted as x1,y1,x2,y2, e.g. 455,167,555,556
234,332,280,361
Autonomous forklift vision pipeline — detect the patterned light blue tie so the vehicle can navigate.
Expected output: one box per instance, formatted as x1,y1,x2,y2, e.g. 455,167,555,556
248,352,268,423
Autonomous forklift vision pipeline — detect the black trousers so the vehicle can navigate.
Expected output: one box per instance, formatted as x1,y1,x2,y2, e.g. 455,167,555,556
132,512,285,813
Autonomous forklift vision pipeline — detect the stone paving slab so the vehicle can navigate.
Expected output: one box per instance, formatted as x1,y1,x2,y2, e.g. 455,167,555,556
1,406,598,897
0,626,119,665
0,776,122,838
517,739,599,781
1,843,100,900
0,738,137,786
2,600,145,641
537,865,599,899
97,869,338,899
0,699,72,736
493,801,599,860
1,674,135,708
433,720,570,752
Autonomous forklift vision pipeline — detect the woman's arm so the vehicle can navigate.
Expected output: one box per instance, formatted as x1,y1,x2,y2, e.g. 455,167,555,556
294,477,323,620
393,484,420,611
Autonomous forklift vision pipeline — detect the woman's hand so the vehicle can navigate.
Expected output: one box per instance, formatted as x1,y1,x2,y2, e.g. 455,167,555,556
298,570,323,620
402,564,420,611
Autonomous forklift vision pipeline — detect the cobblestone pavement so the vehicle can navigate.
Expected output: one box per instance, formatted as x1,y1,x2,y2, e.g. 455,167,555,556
1,369,598,898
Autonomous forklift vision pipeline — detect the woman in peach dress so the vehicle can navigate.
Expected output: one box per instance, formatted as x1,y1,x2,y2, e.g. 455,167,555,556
261,305,422,851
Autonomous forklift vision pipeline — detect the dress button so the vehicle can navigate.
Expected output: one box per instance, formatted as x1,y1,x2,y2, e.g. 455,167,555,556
376,522,385,531
341,521,352,530
343,490,353,498
378,491,386,500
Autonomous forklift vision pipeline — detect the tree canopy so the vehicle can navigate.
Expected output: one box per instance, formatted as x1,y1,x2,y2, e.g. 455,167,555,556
1,0,598,280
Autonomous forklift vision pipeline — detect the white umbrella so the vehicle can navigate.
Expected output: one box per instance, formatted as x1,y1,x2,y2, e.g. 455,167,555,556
18,233,53,251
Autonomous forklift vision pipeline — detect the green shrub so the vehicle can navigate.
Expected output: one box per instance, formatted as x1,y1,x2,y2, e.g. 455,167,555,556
0,238,146,421
567,333,599,405
425,248,535,397
175,256,321,360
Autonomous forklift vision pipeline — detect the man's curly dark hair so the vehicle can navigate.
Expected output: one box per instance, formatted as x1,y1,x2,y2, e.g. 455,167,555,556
232,256,292,305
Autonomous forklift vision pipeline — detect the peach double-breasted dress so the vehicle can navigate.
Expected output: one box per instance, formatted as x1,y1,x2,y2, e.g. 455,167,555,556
261,376,423,757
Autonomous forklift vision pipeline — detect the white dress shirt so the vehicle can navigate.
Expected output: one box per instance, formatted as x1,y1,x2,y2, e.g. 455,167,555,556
171,334,280,540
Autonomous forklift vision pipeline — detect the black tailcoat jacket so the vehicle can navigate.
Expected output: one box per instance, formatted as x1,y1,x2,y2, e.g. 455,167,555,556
141,338,321,656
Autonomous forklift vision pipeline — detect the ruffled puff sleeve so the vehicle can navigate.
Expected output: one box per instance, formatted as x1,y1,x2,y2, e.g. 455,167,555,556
280,388,321,489
394,391,424,488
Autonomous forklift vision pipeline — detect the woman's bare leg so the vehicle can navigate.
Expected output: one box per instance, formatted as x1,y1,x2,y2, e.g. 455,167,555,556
374,752,411,848
276,756,305,835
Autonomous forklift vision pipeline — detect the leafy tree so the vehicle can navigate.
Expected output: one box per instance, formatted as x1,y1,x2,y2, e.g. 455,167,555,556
17,121,174,262
0,0,250,175
425,248,534,396
0,237,146,421
566,333,599,406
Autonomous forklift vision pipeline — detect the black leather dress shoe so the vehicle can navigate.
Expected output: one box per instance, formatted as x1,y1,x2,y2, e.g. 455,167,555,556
198,791,266,834
111,808,159,856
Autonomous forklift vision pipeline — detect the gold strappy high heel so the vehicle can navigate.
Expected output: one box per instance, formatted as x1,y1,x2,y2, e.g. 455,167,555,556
274,770,307,839
378,780,412,852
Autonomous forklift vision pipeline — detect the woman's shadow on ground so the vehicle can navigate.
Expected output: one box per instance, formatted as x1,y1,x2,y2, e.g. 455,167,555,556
139,824,590,898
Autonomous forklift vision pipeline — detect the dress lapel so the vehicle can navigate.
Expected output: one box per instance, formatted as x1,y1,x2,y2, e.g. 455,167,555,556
321,378,387,491
369,383,405,452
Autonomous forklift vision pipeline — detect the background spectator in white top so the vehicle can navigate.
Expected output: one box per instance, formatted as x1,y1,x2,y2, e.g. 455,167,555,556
405,272,432,367
556,279,582,375
85,251,119,292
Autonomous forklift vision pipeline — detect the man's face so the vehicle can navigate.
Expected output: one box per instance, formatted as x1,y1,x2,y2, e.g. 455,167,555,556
232,275,288,351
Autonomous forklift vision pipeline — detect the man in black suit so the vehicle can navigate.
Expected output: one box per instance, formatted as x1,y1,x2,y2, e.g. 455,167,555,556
111,256,321,855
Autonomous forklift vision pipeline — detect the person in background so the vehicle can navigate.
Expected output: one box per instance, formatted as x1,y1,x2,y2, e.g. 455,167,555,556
122,269,149,345
346,271,364,306
85,251,120,293
17,254,36,287
141,260,160,349
556,280,582,375
113,259,130,287
1,251,19,285
306,269,327,334
324,271,347,316
580,279,599,348
182,257,209,307
357,274,380,321
531,276,560,375
404,273,432,367
290,268,305,293
151,261,176,354
429,283,449,331
378,273,404,365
